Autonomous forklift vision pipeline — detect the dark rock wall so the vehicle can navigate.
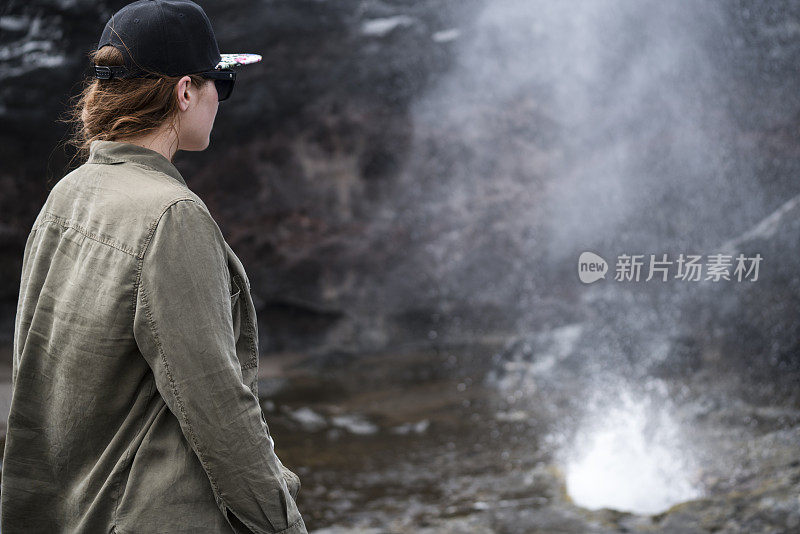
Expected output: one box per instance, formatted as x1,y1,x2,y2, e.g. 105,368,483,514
0,0,483,357
2,0,800,374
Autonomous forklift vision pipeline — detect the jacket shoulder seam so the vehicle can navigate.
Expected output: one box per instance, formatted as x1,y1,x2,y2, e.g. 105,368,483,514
34,213,139,257
135,197,198,260
130,197,196,328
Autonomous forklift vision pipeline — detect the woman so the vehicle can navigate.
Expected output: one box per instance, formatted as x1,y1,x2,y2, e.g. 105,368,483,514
0,1,307,533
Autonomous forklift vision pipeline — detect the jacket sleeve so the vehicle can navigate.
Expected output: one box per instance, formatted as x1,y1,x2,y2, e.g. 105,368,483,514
133,198,307,534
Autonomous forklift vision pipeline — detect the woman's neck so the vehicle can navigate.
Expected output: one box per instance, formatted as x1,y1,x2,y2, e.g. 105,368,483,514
120,126,178,162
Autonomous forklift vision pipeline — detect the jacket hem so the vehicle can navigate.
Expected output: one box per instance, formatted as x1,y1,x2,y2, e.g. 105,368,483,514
230,509,306,534
273,517,307,534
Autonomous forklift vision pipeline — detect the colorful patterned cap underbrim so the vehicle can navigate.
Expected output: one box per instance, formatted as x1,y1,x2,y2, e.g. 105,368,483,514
215,53,262,70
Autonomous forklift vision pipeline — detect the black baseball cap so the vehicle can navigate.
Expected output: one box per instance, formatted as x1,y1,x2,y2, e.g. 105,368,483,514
92,0,261,98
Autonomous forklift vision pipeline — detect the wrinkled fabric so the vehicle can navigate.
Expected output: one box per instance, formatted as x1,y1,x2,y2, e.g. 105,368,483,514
1,140,308,534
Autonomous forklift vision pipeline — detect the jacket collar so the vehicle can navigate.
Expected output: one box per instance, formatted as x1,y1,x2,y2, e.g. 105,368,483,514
87,140,187,187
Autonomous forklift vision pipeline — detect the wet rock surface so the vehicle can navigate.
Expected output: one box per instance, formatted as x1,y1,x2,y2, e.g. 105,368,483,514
260,342,800,533
0,337,797,532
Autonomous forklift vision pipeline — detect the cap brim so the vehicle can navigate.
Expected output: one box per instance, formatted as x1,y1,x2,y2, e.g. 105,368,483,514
216,53,262,70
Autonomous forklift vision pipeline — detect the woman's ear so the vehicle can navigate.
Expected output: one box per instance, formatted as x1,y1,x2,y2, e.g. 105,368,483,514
176,76,193,112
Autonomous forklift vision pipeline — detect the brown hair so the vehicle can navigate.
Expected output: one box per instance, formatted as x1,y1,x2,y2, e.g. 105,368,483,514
60,45,207,165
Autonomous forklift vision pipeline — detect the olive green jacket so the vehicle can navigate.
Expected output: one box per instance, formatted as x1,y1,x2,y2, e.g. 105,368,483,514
1,140,308,534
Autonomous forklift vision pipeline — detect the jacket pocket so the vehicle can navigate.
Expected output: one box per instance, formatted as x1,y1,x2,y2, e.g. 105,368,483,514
279,463,301,500
230,275,241,307
229,273,258,372
230,274,242,341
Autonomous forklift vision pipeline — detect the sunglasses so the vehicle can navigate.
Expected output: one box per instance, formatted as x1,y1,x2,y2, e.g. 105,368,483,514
197,69,236,101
